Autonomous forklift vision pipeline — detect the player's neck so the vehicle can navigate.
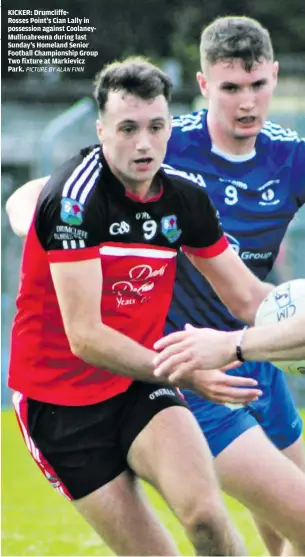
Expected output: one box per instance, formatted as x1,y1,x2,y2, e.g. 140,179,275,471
207,112,257,156
123,178,160,201
111,167,160,201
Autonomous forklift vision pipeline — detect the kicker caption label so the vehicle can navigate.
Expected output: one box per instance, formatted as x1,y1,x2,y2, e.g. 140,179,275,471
7,9,98,73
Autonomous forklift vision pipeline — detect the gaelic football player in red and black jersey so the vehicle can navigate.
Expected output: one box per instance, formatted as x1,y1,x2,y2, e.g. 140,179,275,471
8,58,270,556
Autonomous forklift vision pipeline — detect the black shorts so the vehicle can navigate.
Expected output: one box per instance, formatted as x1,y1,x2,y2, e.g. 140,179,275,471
20,382,187,500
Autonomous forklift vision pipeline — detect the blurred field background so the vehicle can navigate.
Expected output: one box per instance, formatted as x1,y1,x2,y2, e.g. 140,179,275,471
2,0,305,555
3,409,304,556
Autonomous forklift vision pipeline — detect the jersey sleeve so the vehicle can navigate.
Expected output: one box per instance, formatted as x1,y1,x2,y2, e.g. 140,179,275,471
291,138,305,206
182,187,229,258
35,149,105,263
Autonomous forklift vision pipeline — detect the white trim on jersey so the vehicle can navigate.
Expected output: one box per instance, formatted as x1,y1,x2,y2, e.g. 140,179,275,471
261,121,301,142
261,129,300,142
79,167,101,205
172,111,204,132
12,391,37,457
162,164,199,185
100,246,177,258
62,239,86,249
62,147,101,202
67,155,100,200
264,120,298,134
172,111,204,126
173,122,203,132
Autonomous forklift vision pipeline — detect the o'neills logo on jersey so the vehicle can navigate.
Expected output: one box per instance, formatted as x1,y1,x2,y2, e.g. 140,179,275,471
112,264,167,307
149,388,176,400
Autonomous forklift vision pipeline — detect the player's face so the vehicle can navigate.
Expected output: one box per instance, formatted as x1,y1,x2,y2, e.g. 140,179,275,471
197,58,278,151
96,91,172,192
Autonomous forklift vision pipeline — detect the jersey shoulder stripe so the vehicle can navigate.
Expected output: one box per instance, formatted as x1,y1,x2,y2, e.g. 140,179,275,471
261,120,302,142
172,111,204,132
162,163,199,185
62,147,101,204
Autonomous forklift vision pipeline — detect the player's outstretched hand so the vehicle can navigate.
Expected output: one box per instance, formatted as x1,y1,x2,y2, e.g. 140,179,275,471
154,324,238,370
153,325,262,404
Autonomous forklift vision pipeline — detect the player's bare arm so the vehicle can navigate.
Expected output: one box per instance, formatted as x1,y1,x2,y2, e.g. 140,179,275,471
154,312,305,379
153,329,262,403
242,314,305,361
6,177,48,237
154,325,239,374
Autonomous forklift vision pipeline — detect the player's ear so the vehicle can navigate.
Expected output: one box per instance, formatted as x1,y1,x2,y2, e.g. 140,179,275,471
168,113,173,137
196,72,208,98
96,118,104,143
272,61,279,85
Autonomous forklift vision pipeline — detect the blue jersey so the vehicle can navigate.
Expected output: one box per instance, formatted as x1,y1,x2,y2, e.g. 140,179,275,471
165,110,305,333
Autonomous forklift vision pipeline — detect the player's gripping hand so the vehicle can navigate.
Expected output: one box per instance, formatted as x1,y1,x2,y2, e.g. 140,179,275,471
153,325,262,404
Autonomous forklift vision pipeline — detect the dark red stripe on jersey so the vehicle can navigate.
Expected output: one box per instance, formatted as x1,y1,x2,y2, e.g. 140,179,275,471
48,246,100,263
182,235,229,258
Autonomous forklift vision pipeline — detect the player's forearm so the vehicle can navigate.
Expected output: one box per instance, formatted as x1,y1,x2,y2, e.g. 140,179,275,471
242,317,305,361
70,323,166,383
233,282,274,325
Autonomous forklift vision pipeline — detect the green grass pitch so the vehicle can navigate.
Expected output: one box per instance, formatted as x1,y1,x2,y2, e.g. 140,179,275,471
2,408,305,556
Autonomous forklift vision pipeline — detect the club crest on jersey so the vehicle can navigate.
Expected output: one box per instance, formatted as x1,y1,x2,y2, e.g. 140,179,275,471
161,215,181,243
60,197,84,226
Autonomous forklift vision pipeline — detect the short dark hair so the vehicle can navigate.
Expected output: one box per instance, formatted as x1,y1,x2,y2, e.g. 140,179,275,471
200,16,274,72
93,56,173,113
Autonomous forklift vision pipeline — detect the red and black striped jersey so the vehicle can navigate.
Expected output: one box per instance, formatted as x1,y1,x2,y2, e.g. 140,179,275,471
9,146,228,405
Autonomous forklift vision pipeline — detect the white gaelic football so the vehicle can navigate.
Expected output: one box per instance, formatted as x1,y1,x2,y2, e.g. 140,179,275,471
255,279,305,375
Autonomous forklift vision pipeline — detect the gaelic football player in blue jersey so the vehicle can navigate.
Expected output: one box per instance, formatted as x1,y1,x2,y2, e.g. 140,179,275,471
159,16,305,556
